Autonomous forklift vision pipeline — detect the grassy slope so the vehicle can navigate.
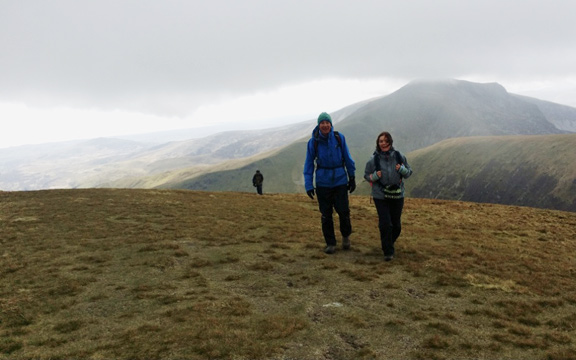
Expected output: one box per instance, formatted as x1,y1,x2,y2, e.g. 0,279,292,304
109,80,565,193
1,189,576,359
157,140,309,194
406,134,576,212
156,133,576,214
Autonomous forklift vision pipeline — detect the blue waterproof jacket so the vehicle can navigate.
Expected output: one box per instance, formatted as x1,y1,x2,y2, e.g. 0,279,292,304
303,126,355,191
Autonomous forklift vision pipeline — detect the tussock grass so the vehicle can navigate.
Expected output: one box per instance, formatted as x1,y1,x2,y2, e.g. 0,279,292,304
1,189,575,359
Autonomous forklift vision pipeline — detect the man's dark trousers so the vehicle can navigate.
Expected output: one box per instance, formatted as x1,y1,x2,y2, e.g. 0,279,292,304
316,185,352,246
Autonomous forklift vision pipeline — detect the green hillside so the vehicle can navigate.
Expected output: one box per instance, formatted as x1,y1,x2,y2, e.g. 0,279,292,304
1,189,575,359
150,80,575,212
160,140,309,193
406,134,576,212
157,133,576,213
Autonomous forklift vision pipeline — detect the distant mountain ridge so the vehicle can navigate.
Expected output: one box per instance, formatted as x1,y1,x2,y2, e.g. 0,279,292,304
2,79,576,213
0,99,368,190
159,79,576,212
512,94,576,132
337,79,567,157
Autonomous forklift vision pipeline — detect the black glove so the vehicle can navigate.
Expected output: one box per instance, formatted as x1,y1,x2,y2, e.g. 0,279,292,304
348,176,356,193
306,189,315,199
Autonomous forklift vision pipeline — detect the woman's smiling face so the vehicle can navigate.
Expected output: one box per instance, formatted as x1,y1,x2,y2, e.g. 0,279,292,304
378,135,391,152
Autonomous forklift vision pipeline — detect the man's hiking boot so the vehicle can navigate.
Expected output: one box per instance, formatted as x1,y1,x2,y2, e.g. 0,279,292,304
342,236,351,250
324,245,336,254
384,255,394,262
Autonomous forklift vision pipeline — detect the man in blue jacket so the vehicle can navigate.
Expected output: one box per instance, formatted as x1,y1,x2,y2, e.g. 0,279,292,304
303,112,356,254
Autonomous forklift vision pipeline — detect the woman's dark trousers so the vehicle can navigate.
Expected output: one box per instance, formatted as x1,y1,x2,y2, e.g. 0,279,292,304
373,197,404,256
316,185,352,246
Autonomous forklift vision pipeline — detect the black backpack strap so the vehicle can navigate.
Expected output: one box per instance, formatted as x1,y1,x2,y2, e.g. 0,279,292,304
394,150,403,166
395,150,404,183
333,131,341,147
313,131,344,167
374,149,403,182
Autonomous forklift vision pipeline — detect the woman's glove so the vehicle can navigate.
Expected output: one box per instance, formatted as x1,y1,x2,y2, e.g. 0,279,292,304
398,164,410,176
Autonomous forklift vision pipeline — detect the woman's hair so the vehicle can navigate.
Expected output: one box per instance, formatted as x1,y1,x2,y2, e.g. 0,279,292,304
375,131,393,152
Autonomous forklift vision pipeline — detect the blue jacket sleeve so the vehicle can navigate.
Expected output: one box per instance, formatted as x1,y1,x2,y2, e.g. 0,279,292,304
339,134,355,178
303,139,316,191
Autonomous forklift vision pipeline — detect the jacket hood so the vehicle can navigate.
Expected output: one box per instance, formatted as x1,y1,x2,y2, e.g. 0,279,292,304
311,125,334,139
376,146,396,154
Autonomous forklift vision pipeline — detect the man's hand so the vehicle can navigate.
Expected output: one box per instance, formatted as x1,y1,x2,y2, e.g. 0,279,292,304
348,176,356,193
306,189,315,199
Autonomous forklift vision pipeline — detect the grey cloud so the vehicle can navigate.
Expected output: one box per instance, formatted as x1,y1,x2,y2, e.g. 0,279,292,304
1,0,575,115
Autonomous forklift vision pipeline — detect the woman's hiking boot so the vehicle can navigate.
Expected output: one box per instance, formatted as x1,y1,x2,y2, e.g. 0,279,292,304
342,236,351,250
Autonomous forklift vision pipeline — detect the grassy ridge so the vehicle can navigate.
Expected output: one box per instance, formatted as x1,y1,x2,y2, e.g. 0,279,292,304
1,189,576,359
156,134,576,214
407,134,576,212
106,80,574,200
161,140,309,193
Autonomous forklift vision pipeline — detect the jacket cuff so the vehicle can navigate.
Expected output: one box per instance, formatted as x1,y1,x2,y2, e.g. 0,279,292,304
398,164,409,176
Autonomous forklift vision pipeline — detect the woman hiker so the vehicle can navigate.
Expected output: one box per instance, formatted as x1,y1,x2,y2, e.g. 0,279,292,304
364,131,412,261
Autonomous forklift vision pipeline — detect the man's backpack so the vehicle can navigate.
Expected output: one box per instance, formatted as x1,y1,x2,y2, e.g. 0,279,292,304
253,173,263,186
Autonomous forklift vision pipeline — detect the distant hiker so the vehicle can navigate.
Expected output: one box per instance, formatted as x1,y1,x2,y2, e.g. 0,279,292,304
303,112,356,254
364,131,412,261
252,170,264,195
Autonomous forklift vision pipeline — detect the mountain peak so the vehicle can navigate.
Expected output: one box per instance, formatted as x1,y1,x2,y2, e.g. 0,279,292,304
403,78,508,95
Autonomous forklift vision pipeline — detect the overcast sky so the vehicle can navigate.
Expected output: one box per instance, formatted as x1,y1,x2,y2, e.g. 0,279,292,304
1,0,575,148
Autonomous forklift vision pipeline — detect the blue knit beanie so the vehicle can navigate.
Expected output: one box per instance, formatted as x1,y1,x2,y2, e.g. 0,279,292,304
317,112,332,125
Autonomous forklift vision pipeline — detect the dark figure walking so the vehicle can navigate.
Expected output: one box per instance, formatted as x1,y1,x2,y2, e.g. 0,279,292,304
252,170,264,195
303,112,356,254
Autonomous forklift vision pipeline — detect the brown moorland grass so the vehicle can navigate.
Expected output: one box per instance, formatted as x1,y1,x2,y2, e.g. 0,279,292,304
1,189,575,359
